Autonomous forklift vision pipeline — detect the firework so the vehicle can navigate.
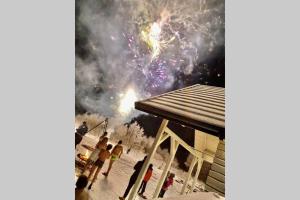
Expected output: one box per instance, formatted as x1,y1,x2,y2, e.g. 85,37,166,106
76,0,225,119
118,88,138,115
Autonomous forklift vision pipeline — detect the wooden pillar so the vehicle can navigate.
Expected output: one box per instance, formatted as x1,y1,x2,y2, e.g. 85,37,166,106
153,137,179,198
128,119,169,200
190,159,202,193
181,155,197,194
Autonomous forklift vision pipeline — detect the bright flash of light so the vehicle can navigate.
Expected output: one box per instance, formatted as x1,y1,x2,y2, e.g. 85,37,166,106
141,13,176,61
141,22,161,60
118,88,137,115
76,0,225,118
85,150,89,158
149,22,162,59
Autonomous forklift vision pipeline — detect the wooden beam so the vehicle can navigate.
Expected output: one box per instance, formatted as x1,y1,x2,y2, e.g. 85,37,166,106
181,156,197,194
153,138,179,198
190,159,203,193
128,119,169,200
165,127,202,158
158,132,170,145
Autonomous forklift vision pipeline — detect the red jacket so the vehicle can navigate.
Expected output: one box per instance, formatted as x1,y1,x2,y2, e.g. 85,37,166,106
143,169,153,182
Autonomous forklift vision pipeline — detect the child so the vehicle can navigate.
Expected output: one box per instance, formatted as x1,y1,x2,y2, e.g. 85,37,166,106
159,173,175,198
87,144,113,190
81,137,108,174
138,164,153,198
75,175,89,200
102,140,123,177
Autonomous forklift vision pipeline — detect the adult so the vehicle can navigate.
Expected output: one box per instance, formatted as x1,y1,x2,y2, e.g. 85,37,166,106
87,144,113,190
95,136,108,150
119,156,147,200
81,137,108,174
99,131,108,141
102,140,123,177
75,121,88,148
75,175,89,200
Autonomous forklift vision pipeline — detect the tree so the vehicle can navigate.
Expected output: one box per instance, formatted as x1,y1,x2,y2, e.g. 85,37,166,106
110,121,145,151
110,124,127,141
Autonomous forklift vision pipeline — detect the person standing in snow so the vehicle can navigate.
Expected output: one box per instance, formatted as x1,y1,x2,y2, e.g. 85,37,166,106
138,164,153,198
81,137,108,174
119,156,147,200
159,173,175,198
75,175,89,200
75,121,88,148
95,136,108,150
102,140,124,177
99,131,108,141
87,144,113,190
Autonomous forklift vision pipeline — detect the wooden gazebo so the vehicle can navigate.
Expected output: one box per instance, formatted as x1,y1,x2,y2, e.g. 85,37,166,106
128,84,225,200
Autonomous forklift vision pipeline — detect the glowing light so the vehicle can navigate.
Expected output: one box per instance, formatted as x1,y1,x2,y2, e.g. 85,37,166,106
140,12,175,61
141,22,162,60
85,151,89,158
149,23,162,59
76,0,224,118
118,88,137,115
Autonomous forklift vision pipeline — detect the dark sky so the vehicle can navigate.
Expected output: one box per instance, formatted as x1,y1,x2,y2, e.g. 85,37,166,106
75,0,224,170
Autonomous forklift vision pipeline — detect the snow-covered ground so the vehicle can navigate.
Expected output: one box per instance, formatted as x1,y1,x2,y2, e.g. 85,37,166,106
75,135,213,200
151,192,224,200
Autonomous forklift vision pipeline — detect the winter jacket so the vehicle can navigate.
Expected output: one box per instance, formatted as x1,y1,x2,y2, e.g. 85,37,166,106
143,169,153,182
132,160,145,179
162,177,173,190
76,124,88,135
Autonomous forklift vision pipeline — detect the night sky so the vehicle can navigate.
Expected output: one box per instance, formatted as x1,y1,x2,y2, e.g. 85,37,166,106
76,0,224,169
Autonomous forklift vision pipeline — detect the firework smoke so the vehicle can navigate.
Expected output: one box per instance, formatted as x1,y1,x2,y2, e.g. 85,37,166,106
76,0,224,121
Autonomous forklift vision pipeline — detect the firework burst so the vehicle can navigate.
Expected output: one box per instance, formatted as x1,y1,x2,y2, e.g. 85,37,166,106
76,0,224,118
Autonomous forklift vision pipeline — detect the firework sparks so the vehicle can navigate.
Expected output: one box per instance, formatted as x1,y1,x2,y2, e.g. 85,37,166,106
118,88,138,115
76,0,225,119
141,22,162,60
140,10,175,61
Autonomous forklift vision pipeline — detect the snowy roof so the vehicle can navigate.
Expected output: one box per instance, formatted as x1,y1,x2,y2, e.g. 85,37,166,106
135,84,225,137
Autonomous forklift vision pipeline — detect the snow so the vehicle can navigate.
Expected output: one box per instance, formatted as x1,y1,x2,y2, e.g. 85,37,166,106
76,135,221,200
150,192,224,200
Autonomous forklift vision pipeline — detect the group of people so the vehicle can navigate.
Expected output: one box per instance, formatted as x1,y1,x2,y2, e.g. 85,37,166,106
118,156,175,200
75,121,175,200
82,132,124,190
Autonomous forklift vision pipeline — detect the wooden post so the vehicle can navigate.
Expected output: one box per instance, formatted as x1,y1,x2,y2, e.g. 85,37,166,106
158,132,170,145
181,156,197,194
128,119,169,200
153,137,179,198
190,159,202,193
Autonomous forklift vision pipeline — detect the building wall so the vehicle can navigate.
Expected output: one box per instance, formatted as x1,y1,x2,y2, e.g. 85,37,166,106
194,130,225,196
194,130,219,163
205,140,225,196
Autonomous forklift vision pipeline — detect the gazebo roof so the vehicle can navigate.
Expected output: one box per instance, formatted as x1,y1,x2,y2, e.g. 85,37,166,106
135,84,225,137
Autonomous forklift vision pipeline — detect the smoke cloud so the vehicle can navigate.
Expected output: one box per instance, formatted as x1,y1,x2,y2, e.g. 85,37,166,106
76,0,225,121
